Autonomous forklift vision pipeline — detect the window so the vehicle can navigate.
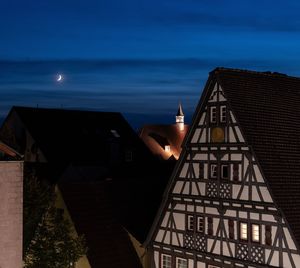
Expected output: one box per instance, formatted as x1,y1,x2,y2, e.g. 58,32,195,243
221,165,229,179
233,163,239,181
240,222,248,240
265,225,272,245
228,219,234,239
197,216,204,233
176,258,187,268
210,107,217,123
220,105,227,123
252,224,260,243
125,150,133,162
162,254,171,268
110,129,120,138
210,164,217,179
208,217,213,235
164,145,171,152
187,215,194,231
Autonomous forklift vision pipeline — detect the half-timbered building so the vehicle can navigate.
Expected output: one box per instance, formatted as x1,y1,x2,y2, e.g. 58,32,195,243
146,68,300,268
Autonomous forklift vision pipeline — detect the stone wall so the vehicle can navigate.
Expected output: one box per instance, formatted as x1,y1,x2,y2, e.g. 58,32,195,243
0,161,23,268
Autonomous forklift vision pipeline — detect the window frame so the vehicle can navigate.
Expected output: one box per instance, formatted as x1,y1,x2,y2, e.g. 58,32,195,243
197,216,205,233
176,257,187,268
210,164,217,179
161,254,172,268
221,164,229,180
240,222,248,241
220,105,227,123
187,214,194,232
210,106,217,123
251,223,261,243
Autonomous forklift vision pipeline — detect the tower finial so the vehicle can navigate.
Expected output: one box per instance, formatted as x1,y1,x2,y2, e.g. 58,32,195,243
176,102,184,131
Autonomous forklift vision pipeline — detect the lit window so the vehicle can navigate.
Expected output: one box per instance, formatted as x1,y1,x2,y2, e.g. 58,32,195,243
252,224,260,242
210,164,217,179
220,105,227,122
197,216,204,233
165,145,171,152
210,107,217,123
240,222,248,240
187,215,194,231
221,165,229,179
162,254,171,268
176,258,187,268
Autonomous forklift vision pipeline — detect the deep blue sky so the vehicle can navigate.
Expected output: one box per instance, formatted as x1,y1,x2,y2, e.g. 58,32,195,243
1,0,300,128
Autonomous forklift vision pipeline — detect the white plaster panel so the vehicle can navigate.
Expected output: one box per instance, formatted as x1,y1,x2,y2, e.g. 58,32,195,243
187,205,194,212
196,206,204,213
284,227,297,250
235,126,245,142
253,165,264,182
262,214,276,222
173,181,184,194
191,129,200,143
191,182,199,195
240,186,249,200
229,127,236,143
251,187,261,202
200,131,207,143
199,112,206,126
196,261,206,268
239,211,247,219
210,153,216,161
179,163,188,178
260,187,273,203
173,213,185,230
225,210,236,217
283,252,292,268
206,207,218,215
154,250,159,268
204,164,208,179
163,231,170,244
221,154,229,161
161,212,170,227
232,185,241,199
183,182,190,195
175,204,185,211
270,251,279,267
250,212,259,220
230,111,237,123
155,229,164,242
231,154,242,161
223,241,231,257
193,154,207,161
193,163,200,178
172,233,179,246
198,182,205,195
292,254,300,268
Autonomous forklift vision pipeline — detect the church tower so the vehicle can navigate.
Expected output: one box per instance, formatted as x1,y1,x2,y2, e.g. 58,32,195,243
176,103,184,131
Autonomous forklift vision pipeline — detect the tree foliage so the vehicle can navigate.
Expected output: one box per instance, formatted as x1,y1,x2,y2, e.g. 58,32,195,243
23,168,87,268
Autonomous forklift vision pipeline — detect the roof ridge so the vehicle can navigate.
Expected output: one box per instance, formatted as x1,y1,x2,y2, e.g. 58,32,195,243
12,106,121,115
211,67,300,80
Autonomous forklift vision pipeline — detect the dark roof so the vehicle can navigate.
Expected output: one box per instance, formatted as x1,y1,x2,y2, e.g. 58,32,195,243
59,182,142,268
3,106,151,166
211,67,300,247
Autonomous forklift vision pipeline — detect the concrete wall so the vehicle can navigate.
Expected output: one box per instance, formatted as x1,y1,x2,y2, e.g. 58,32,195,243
0,161,23,268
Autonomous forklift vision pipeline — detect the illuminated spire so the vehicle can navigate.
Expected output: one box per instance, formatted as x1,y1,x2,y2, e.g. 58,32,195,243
176,102,184,130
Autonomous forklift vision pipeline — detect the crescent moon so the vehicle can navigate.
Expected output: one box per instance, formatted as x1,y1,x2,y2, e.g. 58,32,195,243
57,74,63,82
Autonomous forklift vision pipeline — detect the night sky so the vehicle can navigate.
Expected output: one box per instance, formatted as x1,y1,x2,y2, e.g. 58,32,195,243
1,0,300,129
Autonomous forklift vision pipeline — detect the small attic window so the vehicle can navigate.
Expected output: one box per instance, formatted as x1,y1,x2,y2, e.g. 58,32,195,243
164,145,171,152
110,129,120,138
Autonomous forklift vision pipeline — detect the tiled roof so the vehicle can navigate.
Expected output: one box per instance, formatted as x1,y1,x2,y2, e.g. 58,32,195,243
212,67,300,247
140,124,188,160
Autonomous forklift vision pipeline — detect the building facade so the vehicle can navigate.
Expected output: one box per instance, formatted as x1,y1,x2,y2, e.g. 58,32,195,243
146,68,300,268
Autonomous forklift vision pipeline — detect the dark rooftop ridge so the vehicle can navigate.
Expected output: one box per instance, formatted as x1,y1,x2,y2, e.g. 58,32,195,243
210,67,299,80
